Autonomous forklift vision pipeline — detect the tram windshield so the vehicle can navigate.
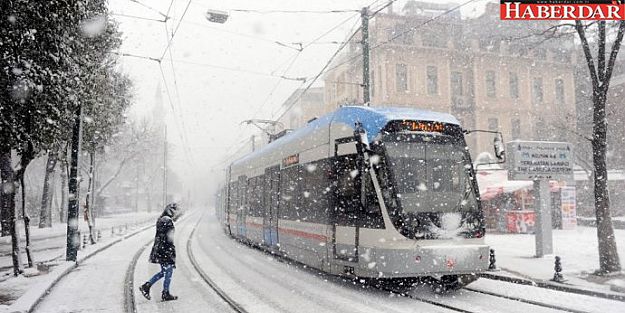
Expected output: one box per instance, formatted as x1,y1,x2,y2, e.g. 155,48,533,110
377,127,482,239
385,138,476,213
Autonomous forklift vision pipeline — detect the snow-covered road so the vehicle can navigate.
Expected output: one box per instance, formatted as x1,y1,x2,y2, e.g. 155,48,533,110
28,210,625,313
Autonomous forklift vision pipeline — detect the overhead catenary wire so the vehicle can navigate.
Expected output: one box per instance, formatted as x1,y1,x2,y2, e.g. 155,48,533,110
264,0,393,121
324,0,479,75
274,29,360,122
110,12,166,23
179,19,304,51
129,0,169,20
250,8,363,120
221,0,386,162
158,63,195,168
160,0,192,60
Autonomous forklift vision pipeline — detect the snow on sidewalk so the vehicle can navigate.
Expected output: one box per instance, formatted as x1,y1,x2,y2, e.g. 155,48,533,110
0,221,157,310
29,229,155,313
485,226,625,292
0,211,159,245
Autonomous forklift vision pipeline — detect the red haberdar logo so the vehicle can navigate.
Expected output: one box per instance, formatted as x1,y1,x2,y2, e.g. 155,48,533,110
446,257,456,269
500,1,625,20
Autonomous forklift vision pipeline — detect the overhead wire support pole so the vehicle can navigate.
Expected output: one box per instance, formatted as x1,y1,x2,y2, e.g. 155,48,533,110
361,7,371,106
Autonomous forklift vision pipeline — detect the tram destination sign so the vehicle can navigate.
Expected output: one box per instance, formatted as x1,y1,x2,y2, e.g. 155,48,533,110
507,141,574,181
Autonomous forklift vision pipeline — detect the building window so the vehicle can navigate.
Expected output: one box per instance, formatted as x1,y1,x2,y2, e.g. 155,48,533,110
485,71,496,98
391,24,413,45
555,78,565,105
511,118,521,139
427,66,438,95
396,63,408,92
509,72,519,99
488,118,499,131
534,48,547,60
532,77,544,105
451,71,463,96
535,118,545,139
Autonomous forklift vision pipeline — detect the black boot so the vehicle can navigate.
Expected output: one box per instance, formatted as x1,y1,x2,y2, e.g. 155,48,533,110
139,282,151,300
162,291,178,301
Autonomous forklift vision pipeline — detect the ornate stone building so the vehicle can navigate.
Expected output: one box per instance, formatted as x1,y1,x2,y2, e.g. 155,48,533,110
322,1,577,156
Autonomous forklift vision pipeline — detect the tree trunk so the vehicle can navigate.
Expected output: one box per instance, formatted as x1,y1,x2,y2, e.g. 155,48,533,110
48,170,57,224
0,189,9,237
593,90,621,273
95,152,137,199
39,151,58,228
59,157,68,223
146,187,152,213
19,174,33,268
85,152,96,244
575,20,624,275
0,151,23,275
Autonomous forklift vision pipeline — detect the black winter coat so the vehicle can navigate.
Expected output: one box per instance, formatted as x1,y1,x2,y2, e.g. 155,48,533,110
149,212,176,265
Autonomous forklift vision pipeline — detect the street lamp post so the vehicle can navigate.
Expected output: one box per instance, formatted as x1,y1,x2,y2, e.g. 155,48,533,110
66,105,83,261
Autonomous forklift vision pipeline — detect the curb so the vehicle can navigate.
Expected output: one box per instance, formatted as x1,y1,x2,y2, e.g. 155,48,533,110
480,272,625,302
7,223,155,313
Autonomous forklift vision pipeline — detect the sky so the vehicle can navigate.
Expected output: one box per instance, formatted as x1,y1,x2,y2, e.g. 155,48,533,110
107,0,490,202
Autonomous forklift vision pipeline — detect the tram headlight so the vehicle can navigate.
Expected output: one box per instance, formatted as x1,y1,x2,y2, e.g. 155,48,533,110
415,256,421,263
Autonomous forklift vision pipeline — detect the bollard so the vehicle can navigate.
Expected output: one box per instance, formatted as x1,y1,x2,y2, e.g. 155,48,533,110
97,230,102,242
77,231,82,250
552,256,565,282
488,248,497,271
82,233,87,249
111,227,115,236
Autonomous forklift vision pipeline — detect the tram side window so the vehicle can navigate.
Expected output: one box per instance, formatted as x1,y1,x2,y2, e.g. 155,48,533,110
253,175,265,216
334,155,361,226
256,175,265,216
300,160,331,223
228,182,238,214
333,154,384,228
246,177,260,217
279,166,302,220
362,173,384,229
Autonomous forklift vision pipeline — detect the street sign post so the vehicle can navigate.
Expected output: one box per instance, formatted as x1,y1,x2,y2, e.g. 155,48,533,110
506,141,574,257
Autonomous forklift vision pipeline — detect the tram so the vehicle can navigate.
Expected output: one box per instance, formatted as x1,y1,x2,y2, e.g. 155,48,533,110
217,106,493,290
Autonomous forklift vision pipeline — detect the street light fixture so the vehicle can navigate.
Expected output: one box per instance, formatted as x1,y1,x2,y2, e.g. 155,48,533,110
205,10,229,24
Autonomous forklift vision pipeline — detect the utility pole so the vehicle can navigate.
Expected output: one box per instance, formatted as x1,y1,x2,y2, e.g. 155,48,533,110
66,105,82,261
162,125,168,208
361,7,371,106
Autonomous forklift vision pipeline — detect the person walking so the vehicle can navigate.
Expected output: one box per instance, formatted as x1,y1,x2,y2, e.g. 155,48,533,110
139,203,178,301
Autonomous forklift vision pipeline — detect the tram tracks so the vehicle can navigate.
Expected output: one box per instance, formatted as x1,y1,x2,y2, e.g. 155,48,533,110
124,215,248,313
463,287,586,313
125,216,609,313
186,220,248,313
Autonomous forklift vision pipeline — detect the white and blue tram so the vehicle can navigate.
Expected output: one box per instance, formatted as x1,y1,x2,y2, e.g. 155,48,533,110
218,106,489,289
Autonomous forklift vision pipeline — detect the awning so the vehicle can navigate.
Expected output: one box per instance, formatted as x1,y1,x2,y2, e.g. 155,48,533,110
481,187,503,201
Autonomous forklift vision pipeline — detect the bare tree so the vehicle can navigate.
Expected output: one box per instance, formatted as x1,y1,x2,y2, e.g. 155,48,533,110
38,147,59,228
575,20,625,274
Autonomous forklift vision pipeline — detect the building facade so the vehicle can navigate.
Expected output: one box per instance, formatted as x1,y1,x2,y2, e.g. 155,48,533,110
323,1,577,156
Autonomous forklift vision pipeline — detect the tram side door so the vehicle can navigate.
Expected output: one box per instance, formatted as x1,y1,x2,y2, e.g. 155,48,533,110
236,175,247,237
263,166,280,248
332,139,360,263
